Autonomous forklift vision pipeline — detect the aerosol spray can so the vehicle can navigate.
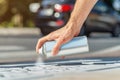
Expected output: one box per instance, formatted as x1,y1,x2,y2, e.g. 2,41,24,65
39,36,89,58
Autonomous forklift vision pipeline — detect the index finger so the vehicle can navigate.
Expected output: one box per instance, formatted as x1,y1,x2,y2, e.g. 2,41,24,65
36,36,48,53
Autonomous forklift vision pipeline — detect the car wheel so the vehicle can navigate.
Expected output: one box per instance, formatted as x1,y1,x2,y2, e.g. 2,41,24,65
86,33,90,37
112,24,120,37
40,26,59,35
39,14,69,36
78,26,85,36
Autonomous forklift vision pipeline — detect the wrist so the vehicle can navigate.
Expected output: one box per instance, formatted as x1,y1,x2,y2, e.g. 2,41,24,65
66,18,82,30
64,21,81,36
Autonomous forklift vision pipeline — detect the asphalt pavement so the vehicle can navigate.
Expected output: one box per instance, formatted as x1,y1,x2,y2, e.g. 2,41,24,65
0,28,120,63
0,28,120,80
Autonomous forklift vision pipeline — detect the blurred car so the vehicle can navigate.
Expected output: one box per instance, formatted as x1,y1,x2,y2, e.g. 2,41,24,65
35,0,120,37
85,0,120,37
34,0,85,35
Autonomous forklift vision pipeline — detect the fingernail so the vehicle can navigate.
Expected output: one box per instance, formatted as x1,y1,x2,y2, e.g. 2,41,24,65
38,48,42,54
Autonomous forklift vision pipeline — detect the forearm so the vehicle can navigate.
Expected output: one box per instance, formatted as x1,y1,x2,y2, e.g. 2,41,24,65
68,0,98,29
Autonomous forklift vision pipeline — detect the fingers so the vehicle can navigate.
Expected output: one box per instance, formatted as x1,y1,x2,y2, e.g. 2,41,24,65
52,36,72,55
36,32,58,53
52,38,64,55
36,36,48,53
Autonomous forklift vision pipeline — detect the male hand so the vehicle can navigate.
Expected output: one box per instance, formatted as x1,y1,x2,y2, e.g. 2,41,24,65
36,23,80,55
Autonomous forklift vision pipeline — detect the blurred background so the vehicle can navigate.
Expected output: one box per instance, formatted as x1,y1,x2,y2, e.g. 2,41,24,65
0,0,41,28
0,0,120,36
0,0,120,64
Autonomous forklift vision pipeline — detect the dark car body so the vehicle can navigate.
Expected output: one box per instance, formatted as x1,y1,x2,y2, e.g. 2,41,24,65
35,0,75,35
85,0,120,37
35,0,120,37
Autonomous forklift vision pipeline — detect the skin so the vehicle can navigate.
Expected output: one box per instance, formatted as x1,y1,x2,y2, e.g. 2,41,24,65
36,0,98,55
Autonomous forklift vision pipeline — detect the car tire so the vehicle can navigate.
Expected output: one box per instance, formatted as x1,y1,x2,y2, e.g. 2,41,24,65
40,26,86,36
39,13,70,36
112,24,120,37
77,26,85,36
86,33,90,37
40,26,59,35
